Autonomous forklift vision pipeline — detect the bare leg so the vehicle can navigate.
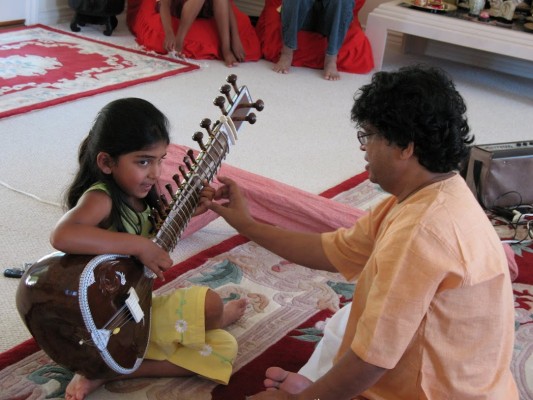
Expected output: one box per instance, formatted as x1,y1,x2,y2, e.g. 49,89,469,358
65,360,192,400
273,45,294,74
213,0,239,66
205,289,247,330
263,366,313,394
323,54,341,81
175,0,206,56
228,4,245,62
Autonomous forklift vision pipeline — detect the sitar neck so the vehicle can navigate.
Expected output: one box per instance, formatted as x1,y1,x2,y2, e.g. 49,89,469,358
153,125,230,253
151,75,263,254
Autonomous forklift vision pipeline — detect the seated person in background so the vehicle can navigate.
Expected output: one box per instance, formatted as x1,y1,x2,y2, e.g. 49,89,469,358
274,0,355,80
158,0,245,66
205,65,518,399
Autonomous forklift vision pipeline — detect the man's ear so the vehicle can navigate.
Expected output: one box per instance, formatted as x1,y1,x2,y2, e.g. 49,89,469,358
96,152,114,175
400,142,415,160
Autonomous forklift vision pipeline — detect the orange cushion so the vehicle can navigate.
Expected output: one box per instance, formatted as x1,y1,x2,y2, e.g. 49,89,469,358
255,0,374,73
126,0,261,61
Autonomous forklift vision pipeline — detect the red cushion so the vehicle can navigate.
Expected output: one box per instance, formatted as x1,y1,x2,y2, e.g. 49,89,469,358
126,0,261,61
255,0,374,73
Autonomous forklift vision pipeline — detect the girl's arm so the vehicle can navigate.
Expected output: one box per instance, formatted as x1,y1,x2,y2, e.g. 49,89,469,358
50,190,172,279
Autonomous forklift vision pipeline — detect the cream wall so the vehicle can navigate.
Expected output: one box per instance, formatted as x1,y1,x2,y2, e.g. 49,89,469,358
26,0,71,25
0,0,26,22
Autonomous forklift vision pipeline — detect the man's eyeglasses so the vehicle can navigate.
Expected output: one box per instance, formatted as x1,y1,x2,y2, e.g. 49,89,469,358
357,130,376,146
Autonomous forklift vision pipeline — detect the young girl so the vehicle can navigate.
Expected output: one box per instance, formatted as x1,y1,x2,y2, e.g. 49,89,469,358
50,98,247,400
158,0,245,67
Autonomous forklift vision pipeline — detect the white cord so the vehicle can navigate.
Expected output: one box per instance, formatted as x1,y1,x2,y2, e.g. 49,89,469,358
0,179,61,208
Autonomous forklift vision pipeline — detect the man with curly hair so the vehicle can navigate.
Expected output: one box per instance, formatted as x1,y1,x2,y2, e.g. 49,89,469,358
205,65,518,399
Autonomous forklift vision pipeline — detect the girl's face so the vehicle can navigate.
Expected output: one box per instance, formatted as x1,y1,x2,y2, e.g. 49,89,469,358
107,140,168,209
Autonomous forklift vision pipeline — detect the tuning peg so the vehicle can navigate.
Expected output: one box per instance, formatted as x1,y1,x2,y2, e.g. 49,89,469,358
183,156,193,171
220,84,234,106
154,198,167,219
160,193,170,209
237,99,264,112
179,165,188,181
232,113,257,124
214,96,227,115
150,207,164,228
200,118,214,136
192,131,207,150
226,74,239,94
187,149,197,164
172,173,181,187
165,183,177,201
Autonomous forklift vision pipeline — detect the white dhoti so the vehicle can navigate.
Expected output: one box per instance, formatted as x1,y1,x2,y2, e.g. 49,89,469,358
298,303,352,381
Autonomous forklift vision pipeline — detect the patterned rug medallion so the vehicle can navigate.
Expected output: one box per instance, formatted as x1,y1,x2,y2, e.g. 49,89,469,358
0,25,198,119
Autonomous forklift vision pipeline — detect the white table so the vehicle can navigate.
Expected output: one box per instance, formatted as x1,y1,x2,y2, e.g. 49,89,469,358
365,0,533,71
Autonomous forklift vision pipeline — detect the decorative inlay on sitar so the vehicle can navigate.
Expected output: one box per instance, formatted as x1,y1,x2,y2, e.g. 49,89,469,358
15,75,264,379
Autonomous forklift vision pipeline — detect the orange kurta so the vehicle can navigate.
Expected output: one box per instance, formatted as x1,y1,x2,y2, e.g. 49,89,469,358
322,175,517,399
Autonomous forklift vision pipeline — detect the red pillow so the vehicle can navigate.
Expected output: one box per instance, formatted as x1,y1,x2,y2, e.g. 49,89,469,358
255,0,374,73
126,0,261,61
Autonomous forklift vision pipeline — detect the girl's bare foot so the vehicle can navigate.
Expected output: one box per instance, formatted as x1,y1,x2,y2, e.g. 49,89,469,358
65,373,105,400
273,46,294,74
324,54,340,81
221,298,247,327
263,366,312,394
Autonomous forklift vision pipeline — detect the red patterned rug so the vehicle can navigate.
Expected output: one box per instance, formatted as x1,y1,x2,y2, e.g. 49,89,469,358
0,24,198,120
1,171,532,400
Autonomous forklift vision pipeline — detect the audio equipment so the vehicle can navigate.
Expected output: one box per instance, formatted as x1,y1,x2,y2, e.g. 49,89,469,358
465,140,533,208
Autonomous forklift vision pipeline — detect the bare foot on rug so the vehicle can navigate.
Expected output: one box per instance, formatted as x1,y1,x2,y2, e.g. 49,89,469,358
65,373,105,400
222,298,248,327
324,54,340,81
273,46,294,74
263,366,312,394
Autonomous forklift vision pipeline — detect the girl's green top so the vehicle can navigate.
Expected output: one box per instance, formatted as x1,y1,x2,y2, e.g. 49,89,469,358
86,182,153,237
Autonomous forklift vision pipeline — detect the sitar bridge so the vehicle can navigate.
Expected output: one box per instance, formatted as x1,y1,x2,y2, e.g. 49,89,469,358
125,287,144,323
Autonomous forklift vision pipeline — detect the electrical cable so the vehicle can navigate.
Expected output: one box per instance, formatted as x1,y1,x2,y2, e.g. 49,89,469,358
0,179,61,207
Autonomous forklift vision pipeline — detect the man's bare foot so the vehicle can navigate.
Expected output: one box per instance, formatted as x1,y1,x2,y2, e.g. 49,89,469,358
222,48,239,67
324,54,340,81
221,298,247,327
273,46,294,74
263,366,312,394
65,373,105,400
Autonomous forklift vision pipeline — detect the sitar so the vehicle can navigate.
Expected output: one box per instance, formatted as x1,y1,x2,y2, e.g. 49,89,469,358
16,75,264,379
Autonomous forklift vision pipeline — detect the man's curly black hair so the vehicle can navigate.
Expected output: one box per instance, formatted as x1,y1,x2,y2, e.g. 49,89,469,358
351,64,474,173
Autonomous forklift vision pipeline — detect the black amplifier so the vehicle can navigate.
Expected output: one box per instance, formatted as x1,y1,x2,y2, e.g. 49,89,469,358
465,140,533,208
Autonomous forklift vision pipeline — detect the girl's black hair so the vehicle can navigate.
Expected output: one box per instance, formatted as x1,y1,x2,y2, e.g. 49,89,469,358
65,98,170,232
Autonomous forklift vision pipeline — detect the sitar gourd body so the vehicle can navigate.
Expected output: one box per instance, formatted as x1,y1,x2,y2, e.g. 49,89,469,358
16,253,150,379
